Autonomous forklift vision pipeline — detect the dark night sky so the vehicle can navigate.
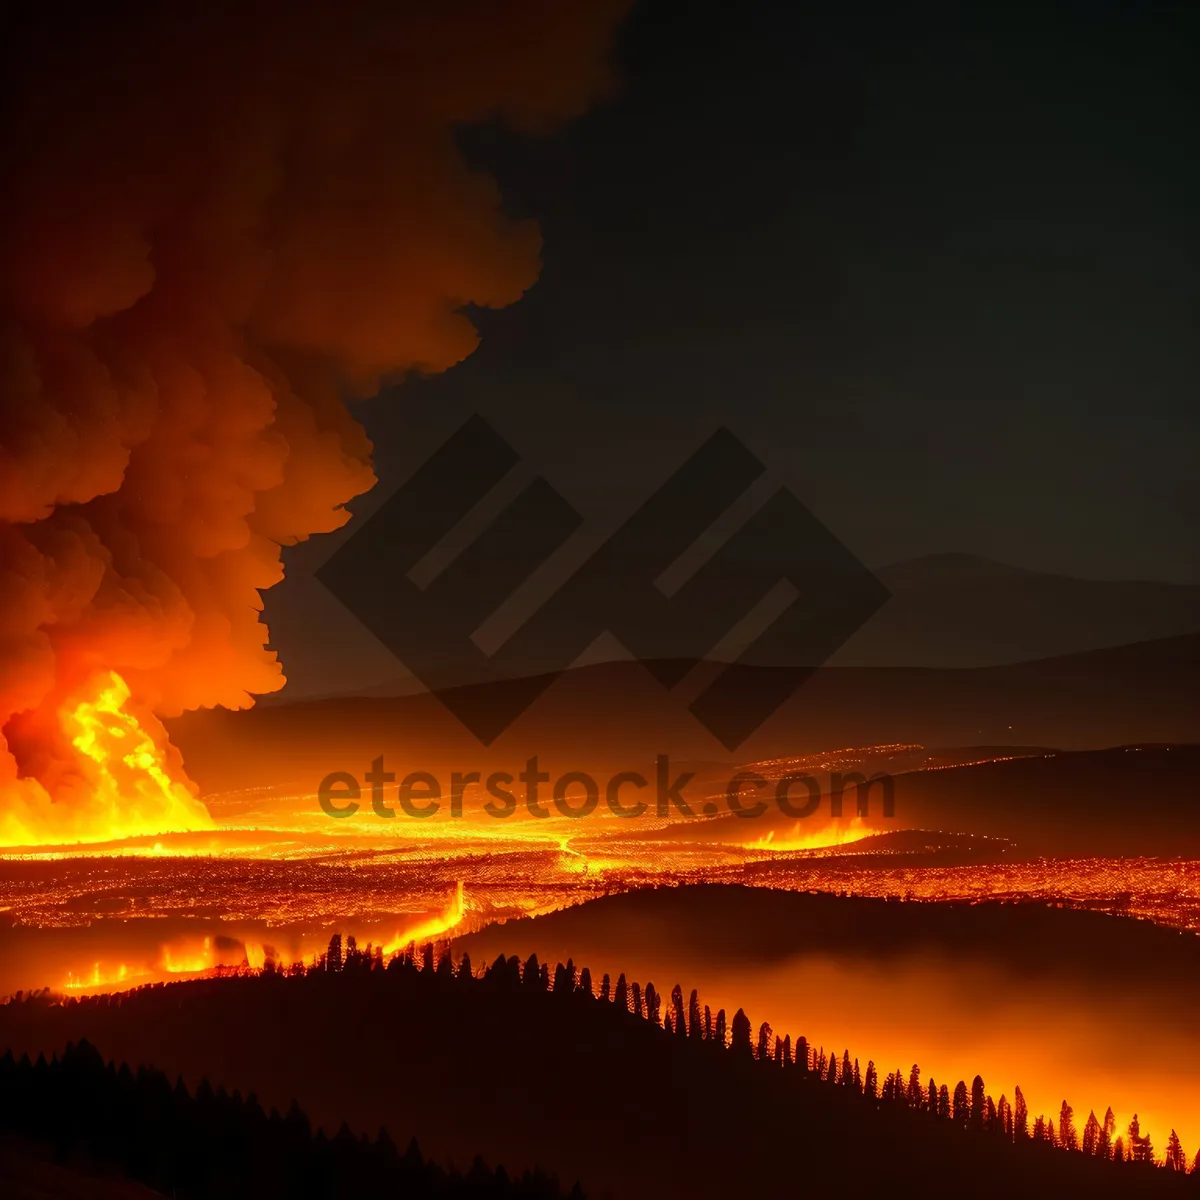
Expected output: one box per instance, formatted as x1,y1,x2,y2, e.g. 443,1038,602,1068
268,0,1199,696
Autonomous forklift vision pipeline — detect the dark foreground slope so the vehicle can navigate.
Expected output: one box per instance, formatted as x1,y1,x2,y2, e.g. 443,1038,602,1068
0,1042,569,1200
0,937,1190,1200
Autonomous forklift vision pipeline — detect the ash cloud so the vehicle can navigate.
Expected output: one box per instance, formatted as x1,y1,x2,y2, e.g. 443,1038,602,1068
0,0,629,842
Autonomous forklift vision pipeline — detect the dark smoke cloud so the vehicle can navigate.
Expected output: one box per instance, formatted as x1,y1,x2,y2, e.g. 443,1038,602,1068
0,0,629,843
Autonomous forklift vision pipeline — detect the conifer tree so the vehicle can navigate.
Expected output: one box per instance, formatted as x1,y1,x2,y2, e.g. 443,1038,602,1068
1058,1101,1077,1151
997,1095,1012,1139
953,1081,969,1126
326,933,343,973
524,954,541,989
1013,1086,1029,1139
552,962,573,996
969,1076,986,1130
614,973,628,1011
1165,1130,1185,1171
756,1021,773,1061
644,982,661,1025
906,1064,922,1108
671,985,687,1037
730,1008,753,1058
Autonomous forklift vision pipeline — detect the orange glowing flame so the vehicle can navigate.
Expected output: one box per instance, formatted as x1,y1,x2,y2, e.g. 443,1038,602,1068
64,962,130,991
160,936,217,974
750,816,874,852
382,882,467,956
0,671,214,848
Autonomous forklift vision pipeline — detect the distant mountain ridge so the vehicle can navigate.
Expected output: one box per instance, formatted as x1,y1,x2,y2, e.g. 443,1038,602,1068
829,552,1200,668
259,552,1200,704
169,633,1200,796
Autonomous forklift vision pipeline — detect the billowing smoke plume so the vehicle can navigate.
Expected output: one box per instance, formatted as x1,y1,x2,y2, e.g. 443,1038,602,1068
0,0,628,845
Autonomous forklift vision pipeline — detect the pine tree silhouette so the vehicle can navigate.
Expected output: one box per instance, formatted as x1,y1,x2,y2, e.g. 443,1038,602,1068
906,1064,922,1108
614,973,628,1011
1014,1086,1029,1139
730,1008,753,1059
953,1081,970,1126
1058,1101,1077,1151
671,985,687,1038
970,1076,986,1130
1164,1130,1185,1171
755,1022,773,1062
997,1095,1012,1139
643,983,660,1026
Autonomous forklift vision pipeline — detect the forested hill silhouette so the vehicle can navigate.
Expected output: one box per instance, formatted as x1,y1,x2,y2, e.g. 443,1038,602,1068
0,1040,572,1200
2,939,1193,1198
455,884,1200,987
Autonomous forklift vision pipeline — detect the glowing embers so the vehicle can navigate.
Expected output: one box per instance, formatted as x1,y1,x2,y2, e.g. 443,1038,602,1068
0,670,215,849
